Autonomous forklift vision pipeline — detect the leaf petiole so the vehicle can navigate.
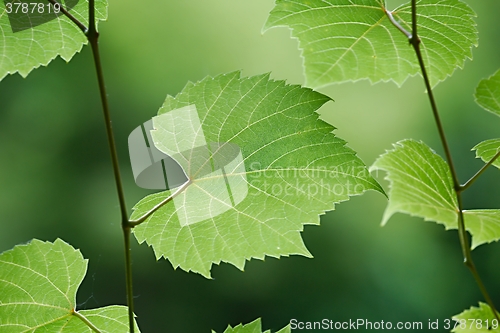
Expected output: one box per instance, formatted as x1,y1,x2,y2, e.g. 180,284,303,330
461,150,500,192
128,179,193,227
384,8,411,39
47,0,88,33
72,310,102,333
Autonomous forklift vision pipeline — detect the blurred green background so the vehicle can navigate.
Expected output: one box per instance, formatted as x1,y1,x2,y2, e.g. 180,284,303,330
1,0,499,332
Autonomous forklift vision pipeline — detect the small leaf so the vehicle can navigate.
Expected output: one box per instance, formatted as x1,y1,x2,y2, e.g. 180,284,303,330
371,140,500,249
370,139,457,227
452,302,500,333
263,0,477,88
0,0,108,81
131,71,383,277
213,318,290,333
472,139,500,170
463,210,500,249
0,239,140,332
475,69,500,117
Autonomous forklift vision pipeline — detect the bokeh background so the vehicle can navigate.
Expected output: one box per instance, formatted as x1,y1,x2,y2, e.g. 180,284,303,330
1,0,499,332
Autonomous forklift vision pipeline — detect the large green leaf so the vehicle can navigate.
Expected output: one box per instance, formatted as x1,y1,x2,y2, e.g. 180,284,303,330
452,302,500,333
131,71,383,277
475,69,500,117
263,0,477,88
0,0,108,81
0,239,140,332
472,139,500,170
371,139,500,248
214,318,290,333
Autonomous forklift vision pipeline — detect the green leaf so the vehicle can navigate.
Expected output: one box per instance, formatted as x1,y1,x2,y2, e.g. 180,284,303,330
370,139,500,248
0,239,140,332
452,302,500,333
213,318,290,333
472,139,500,170
463,210,500,249
0,0,108,81
131,71,383,278
475,69,500,117
370,139,457,227
263,0,477,88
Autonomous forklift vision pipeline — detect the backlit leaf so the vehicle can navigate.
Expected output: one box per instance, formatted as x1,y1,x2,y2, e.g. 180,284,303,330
463,210,500,249
475,69,500,117
371,139,500,248
452,302,500,333
370,139,457,227
0,239,140,332
263,0,477,88
131,71,383,278
213,318,290,333
472,139,500,170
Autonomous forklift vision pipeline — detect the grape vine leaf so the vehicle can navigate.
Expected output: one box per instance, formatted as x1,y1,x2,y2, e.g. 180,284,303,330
472,139,500,170
475,68,500,117
0,239,140,332
0,0,108,81
452,302,500,333
263,0,477,88
370,139,500,248
370,139,457,226
463,210,500,249
213,318,290,333
131,71,383,278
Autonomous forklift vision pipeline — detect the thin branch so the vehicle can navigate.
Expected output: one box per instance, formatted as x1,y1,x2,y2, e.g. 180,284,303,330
461,150,500,192
409,0,499,322
456,195,499,323
128,179,192,227
410,0,417,41
84,0,135,331
409,33,457,189
86,10,128,227
122,225,135,333
47,0,87,33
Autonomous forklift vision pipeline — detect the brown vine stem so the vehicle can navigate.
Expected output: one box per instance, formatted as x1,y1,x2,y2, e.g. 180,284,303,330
51,0,136,330
387,0,499,322
53,0,186,329
85,0,136,331
49,0,138,331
